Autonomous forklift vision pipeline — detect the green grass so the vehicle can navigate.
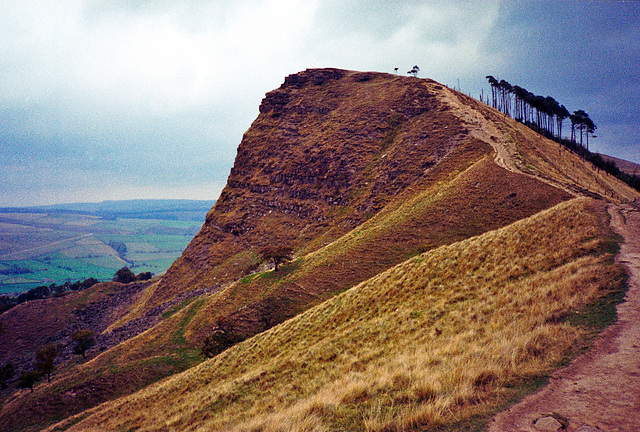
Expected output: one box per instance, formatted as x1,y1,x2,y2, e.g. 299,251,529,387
0,215,200,294
171,299,206,345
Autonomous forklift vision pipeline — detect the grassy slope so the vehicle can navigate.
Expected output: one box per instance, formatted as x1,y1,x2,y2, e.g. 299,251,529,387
0,143,570,432
0,285,204,432
185,149,570,340
51,197,625,432
0,281,130,364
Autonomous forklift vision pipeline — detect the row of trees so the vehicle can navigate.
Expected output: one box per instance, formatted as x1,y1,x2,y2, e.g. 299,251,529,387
112,267,153,284
0,267,154,314
485,76,596,150
0,278,100,314
483,76,640,192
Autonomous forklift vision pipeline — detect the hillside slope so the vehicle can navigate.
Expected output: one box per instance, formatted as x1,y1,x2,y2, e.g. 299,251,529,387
119,69,580,331
2,69,639,431
50,198,625,431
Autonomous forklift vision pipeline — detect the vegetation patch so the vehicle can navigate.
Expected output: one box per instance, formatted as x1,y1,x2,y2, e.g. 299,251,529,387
171,299,206,345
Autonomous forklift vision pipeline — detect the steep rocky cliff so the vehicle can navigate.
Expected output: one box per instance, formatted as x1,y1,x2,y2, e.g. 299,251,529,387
154,69,568,309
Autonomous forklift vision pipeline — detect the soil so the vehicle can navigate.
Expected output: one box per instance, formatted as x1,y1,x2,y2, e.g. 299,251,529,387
487,203,640,432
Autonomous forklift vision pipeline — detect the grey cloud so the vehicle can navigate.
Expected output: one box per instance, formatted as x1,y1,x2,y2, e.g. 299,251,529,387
0,0,638,206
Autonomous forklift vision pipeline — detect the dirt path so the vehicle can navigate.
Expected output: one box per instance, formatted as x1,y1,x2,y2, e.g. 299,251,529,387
487,204,640,432
434,85,523,175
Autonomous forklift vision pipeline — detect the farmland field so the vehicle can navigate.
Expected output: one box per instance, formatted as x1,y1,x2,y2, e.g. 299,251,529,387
0,200,214,295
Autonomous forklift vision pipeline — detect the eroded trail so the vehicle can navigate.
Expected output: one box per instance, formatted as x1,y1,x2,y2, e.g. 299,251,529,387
434,85,522,175
487,204,640,432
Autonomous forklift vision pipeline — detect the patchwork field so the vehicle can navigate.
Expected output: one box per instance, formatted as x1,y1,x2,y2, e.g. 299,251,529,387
0,200,213,294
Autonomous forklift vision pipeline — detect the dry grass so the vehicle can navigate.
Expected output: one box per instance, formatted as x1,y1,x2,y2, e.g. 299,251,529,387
443,88,640,204
185,146,569,339
51,197,625,432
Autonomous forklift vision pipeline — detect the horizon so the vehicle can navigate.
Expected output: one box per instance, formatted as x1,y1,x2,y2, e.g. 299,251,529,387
1,1,638,207
0,197,216,211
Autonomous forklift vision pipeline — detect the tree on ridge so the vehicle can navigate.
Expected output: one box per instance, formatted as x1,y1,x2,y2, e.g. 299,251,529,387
260,245,293,272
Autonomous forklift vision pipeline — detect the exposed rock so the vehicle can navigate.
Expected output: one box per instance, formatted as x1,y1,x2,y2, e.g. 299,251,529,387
154,68,572,339
576,426,602,432
533,415,564,431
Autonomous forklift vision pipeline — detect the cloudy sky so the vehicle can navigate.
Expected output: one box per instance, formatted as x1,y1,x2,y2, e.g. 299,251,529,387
1,0,638,207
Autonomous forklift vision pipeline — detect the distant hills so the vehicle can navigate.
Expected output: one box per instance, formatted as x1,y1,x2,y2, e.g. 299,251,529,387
599,153,640,176
0,199,216,295
0,199,216,221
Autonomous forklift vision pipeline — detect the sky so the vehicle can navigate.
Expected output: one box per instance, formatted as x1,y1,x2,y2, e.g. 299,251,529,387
1,0,638,207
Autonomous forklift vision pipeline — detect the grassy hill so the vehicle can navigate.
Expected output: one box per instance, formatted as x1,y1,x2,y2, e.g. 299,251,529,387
47,198,625,432
1,69,638,431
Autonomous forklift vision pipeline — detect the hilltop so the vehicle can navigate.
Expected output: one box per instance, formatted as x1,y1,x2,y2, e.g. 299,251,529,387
1,69,638,432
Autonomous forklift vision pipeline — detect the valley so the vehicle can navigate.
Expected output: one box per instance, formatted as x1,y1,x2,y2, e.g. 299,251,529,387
0,200,213,294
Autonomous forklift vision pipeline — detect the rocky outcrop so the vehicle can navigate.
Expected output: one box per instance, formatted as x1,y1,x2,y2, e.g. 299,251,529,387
154,69,470,304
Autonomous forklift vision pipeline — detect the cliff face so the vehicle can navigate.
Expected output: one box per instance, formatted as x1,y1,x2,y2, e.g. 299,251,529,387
155,69,477,303
128,67,579,342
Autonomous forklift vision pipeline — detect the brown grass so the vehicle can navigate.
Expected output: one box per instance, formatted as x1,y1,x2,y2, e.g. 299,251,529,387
183,147,569,342
50,197,625,432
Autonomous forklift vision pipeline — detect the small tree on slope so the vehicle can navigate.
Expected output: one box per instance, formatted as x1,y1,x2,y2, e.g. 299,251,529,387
259,245,293,272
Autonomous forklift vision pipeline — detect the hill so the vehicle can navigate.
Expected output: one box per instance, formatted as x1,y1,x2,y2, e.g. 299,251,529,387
0,198,216,221
1,69,638,432
598,153,640,176
43,198,626,432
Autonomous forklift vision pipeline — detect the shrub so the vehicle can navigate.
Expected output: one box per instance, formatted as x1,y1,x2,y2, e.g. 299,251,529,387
35,344,59,382
72,329,96,359
17,370,41,393
0,363,15,389
201,318,247,358
113,267,137,283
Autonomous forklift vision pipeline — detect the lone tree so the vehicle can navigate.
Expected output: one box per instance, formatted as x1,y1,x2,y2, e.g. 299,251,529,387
17,370,40,393
113,267,137,284
72,329,96,360
259,245,293,272
35,344,58,382
201,317,247,358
